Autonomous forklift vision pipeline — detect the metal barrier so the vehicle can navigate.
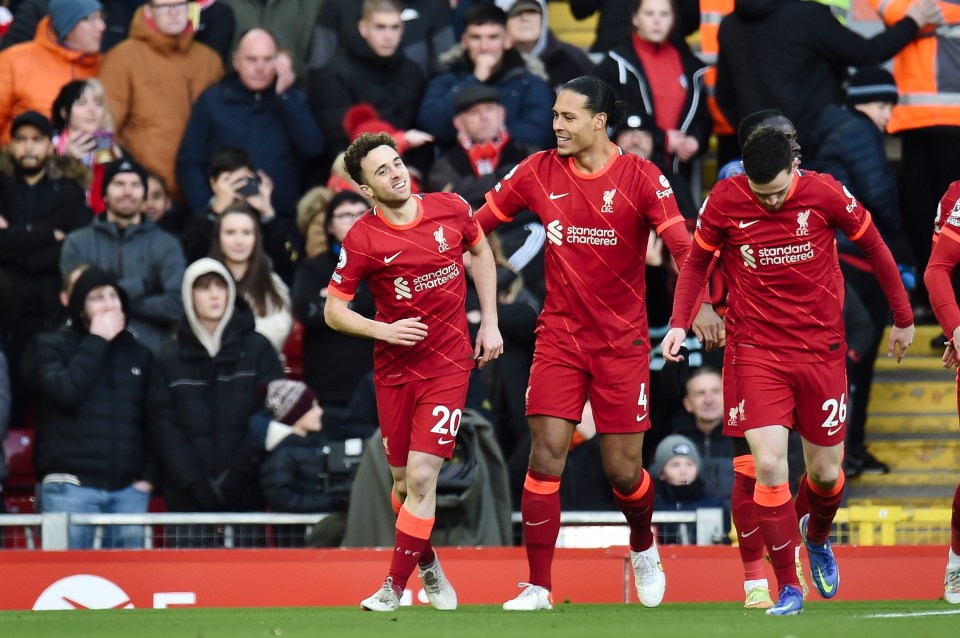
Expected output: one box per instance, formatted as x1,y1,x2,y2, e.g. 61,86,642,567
511,509,727,547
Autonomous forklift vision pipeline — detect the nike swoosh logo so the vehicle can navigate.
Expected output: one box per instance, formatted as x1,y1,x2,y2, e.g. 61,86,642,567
817,567,835,593
438,438,453,445
739,220,759,228
525,519,550,526
636,414,648,422
548,192,569,200
826,426,843,436
740,527,760,538
772,541,791,551
384,251,402,263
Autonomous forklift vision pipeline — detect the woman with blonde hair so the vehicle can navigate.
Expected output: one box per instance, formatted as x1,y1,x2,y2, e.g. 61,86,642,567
209,202,293,352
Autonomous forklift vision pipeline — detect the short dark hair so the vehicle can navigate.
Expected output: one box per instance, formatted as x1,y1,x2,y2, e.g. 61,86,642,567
362,0,401,18
209,147,253,180
560,75,627,130
742,128,792,184
737,109,783,150
343,132,397,186
193,271,228,290
684,365,721,394
463,3,507,28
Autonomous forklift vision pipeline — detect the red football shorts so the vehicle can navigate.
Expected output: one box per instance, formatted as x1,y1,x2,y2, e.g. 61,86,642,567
526,341,652,434
375,372,470,467
730,351,847,446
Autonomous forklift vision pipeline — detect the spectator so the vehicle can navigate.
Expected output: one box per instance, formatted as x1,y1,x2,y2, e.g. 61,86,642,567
142,172,177,233
218,0,319,82
669,366,735,508
177,28,324,230
650,434,726,545
60,158,186,354
148,258,283,544
35,266,154,548
310,0,454,76
715,0,938,166
870,0,960,324
309,0,429,156
593,0,710,192
416,3,555,150
209,202,294,353
0,0,103,143
292,188,375,413
817,66,915,476
502,0,593,93
50,78,121,214
180,147,296,275
0,111,90,428
0,347,10,518
1,0,234,56
100,1,223,205
256,378,350,547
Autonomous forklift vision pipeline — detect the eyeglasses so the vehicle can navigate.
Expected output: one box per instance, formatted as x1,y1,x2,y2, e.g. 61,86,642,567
150,1,189,12
332,211,365,222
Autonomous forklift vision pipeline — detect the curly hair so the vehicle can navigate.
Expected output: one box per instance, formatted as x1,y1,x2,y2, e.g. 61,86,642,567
343,132,396,186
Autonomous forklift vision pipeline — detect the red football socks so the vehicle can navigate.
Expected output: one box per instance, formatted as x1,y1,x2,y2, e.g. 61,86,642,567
612,469,655,552
732,455,765,579
754,482,800,589
520,469,562,591
804,472,844,545
387,507,435,593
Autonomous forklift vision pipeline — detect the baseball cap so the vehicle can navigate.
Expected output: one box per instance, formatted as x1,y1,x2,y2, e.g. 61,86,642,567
506,0,542,17
453,85,502,114
10,110,53,138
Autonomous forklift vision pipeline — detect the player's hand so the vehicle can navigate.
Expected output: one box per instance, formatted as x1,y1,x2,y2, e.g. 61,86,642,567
645,230,663,266
887,323,915,362
692,303,725,351
473,323,503,369
942,341,958,369
660,326,687,362
382,316,428,346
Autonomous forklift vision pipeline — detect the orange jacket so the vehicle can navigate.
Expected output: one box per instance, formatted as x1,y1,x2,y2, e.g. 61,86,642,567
699,0,735,135
0,17,101,143
100,8,223,201
869,0,960,132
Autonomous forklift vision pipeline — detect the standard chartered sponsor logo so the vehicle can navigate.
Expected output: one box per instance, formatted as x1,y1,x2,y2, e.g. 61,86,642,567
394,277,411,300
413,263,460,292
741,242,814,268
546,219,618,246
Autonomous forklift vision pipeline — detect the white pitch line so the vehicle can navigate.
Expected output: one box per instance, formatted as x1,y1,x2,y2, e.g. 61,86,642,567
861,610,960,619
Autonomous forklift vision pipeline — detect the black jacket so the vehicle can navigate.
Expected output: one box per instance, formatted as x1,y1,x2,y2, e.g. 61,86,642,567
291,251,374,409
148,302,284,511
426,137,536,211
715,0,918,161
35,326,155,490
259,431,349,513
308,44,426,154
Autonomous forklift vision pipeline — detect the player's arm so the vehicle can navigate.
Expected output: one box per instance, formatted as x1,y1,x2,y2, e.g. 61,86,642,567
661,237,716,362
850,218,915,361
659,219,724,349
467,236,504,369
924,227,960,367
324,294,427,347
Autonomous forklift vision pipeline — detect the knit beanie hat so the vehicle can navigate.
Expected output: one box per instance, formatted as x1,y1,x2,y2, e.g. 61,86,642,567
101,158,147,198
265,379,316,425
650,435,702,479
50,0,103,40
846,66,899,107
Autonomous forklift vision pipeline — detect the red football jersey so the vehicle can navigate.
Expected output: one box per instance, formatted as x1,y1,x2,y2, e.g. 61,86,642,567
483,147,686,355
691,170,871,362
926,180,960,335
327,192,482,385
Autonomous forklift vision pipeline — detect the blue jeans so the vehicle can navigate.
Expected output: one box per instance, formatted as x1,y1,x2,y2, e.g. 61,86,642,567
40,482,150,549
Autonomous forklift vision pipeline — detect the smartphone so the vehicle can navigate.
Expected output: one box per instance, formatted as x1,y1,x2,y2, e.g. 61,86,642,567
92,131,114,151
236,176,260,197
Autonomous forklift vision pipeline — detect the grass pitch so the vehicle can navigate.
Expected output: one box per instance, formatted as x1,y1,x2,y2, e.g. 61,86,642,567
1,601,957,638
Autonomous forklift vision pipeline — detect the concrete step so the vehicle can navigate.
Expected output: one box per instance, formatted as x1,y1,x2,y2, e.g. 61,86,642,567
847,496,955,509
863,440,960,471
867,414,958,435
879,324,949,358
866,379,957,415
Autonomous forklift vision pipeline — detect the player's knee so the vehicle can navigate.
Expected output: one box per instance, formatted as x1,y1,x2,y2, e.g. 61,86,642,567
753,452,784,481
807,464,841,488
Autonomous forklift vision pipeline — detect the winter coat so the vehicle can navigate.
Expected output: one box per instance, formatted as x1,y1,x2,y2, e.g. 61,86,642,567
653,477,727,544
60,217,186,354
816,106,914,265
669,411,735,508
0,16,101,143
259,431,350,513
426,137,537,211
0,152,91,338
35,326,154,490
291,251,374,408
417,46,555,149
176,75,324,220
594,40,710,172
715,0,918,161
220,0,323,82
149,299,284,512
308,44,426,154
539,30,595,93
100,8,224,201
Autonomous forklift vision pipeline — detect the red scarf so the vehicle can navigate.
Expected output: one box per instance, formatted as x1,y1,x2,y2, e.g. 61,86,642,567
458,128,511,177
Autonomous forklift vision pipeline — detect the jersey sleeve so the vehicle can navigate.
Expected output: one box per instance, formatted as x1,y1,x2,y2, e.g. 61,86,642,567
482,154,537,225
327,227,371,302
691,194,724,252
639,160,686,234
456,194,483,247
933,181,960,239
821,174,873,240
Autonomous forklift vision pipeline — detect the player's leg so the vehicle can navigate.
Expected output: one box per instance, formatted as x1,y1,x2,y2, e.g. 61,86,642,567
946,479,960,603
590,353,663,607
504,347,585,611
